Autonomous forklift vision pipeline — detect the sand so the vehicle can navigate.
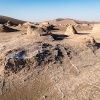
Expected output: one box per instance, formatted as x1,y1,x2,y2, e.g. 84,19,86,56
0,19,100,100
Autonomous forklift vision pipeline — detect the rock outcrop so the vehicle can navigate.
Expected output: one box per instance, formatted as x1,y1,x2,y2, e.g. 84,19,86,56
5,20,15,26
92,24,100,31
64,25,77,36
39,21,54,34
39,21,49,27
27,25,46,36
0,24,18,32
23,22,31,26
82,36,96,45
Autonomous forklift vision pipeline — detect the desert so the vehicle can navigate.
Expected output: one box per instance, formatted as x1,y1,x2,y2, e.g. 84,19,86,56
0,15,100,100
0,0,100,100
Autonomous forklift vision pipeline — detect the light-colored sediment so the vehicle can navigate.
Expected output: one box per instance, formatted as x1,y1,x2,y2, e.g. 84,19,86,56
0,22,100,100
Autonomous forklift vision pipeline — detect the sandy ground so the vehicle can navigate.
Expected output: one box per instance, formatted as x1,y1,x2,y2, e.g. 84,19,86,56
0,25,100,100
0,24,99,43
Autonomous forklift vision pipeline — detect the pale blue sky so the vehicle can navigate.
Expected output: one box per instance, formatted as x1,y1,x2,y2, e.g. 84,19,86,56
0,0,100,22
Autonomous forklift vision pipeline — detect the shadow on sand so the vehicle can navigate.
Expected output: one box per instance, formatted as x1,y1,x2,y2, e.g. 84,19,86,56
51,34,68,40
76,33,90,35
96,43,100,48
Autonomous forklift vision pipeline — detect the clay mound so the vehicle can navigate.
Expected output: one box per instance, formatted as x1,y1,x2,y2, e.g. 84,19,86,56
74,24,93,31
16,24,22,28
82,36,96,45
72,36,98,53
5,20,15,26
27,25,37,35
4,44,65,73
92,24,100,31
39,22,54,34
40,21,49,26
23,22,31,26
39,21,50,29
32,28,46,37
27,25,46,36
0,24,18,32
64,25,77,36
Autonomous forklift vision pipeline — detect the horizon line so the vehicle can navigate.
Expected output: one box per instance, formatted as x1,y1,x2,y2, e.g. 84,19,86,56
0,15,100,23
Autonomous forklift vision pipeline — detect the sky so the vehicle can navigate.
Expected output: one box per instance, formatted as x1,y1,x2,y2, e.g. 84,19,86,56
0,0,100,22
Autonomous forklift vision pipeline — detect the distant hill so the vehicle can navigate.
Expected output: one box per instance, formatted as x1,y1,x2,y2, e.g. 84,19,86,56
48,18,77,25
75,20,100,24
0,15,25,24
48,18,100,25
0,16,100,25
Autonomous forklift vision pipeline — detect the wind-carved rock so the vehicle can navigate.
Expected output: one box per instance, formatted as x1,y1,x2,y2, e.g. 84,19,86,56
5,20,14,26
92,24,100,31
64,25,77,36
27,25,33,35
82,36,96,45
39,21,53,34
27,25,46,37
0,24,18,32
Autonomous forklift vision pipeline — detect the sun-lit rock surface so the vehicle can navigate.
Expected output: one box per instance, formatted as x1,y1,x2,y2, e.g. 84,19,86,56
64,25,77,36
